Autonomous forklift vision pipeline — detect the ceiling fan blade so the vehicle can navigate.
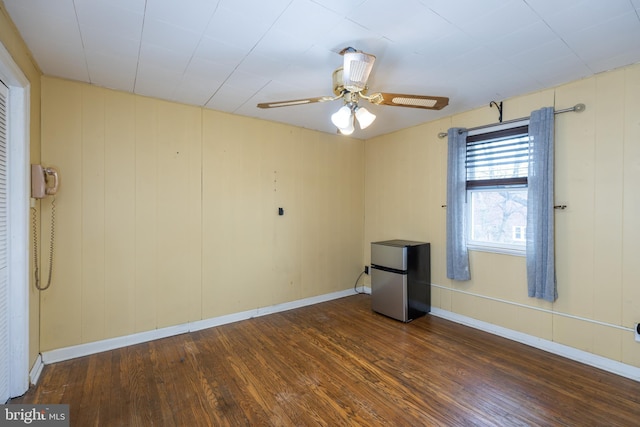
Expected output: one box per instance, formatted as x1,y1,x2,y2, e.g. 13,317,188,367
367,92,449,110
257,96,338,109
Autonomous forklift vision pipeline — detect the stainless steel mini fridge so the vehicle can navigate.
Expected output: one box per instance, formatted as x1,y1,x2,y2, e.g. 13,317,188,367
371,240,430,322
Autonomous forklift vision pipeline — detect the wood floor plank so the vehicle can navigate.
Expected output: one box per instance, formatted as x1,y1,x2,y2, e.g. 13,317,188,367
77,350,110,427
11,295,640,426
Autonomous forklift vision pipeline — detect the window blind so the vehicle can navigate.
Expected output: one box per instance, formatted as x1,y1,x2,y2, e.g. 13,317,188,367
466,125,529,188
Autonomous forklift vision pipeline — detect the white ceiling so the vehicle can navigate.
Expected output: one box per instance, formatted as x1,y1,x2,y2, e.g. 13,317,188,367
5,0,640,139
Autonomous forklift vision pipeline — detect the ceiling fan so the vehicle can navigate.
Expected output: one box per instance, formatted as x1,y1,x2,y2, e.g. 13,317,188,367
257,47,449,135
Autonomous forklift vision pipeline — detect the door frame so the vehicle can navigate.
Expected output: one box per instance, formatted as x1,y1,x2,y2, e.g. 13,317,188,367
0,40,31,398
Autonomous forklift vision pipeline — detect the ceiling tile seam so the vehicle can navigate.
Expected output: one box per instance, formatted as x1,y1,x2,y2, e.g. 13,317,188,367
232,79,273,117
203,0,296,108
170,0,222,104
420,1,592,78
72,0,91,84
341,16,384,42
308,0,365,16
521,0,593,74
231,13,371,115
422,5,464,28
409,3,551,103
133,0,149,94
417,5,504,62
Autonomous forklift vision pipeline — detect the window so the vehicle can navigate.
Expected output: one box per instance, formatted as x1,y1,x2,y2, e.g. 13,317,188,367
465,124,529,255
513,225,526,241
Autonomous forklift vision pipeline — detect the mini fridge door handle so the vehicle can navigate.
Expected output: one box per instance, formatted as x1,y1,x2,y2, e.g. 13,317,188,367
370,264,407,275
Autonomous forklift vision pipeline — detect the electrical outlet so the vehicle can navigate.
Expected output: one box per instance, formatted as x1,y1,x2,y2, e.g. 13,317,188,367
635,323,640,343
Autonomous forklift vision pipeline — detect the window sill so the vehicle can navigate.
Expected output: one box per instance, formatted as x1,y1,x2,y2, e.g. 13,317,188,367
467,244,525,257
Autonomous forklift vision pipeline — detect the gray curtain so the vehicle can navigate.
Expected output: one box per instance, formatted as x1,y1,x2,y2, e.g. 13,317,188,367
446,128,470,281
526,107,557,302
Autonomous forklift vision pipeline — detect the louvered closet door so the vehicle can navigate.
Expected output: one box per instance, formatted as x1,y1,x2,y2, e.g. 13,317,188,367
0,80,9,404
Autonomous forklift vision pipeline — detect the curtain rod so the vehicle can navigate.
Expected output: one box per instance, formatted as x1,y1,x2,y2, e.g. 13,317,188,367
437,103,586,139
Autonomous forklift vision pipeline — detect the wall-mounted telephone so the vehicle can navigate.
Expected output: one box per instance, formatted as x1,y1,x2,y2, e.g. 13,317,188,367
31,164,59,291
31,164,59,198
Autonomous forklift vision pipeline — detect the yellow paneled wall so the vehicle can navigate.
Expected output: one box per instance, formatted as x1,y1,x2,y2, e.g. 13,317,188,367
0,1,42,367
201,112,364,317
34,59,640,368
40,77,364,351
364,63,640,368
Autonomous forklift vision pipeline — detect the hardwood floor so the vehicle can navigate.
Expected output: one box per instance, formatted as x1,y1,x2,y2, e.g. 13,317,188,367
12,294,640,426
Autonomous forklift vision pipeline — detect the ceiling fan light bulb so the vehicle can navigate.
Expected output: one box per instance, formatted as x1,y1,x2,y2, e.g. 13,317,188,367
331,105,352,129
339,120,355,135
355,107,376,129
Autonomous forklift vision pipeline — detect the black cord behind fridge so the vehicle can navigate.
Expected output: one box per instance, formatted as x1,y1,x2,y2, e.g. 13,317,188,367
353,269,367,294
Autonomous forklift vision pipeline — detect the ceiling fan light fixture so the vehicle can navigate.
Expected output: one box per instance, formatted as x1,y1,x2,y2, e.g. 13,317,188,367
343,51,375,92
338,119,355,135
355,107,376,129
256,48,450,133
331,105,352,129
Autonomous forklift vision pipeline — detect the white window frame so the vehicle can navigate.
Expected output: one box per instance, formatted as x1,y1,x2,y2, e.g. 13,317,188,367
465,120,529,257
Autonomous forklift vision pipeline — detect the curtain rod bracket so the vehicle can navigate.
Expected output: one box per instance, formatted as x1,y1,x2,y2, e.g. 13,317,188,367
490,101,503,123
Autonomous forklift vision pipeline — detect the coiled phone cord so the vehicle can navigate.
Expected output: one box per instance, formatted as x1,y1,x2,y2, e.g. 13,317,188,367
32,197,56,291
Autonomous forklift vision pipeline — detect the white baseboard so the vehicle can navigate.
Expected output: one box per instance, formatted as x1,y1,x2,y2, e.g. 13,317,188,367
190,288,357,331
430,307,640,382
41,288,359,365
37,290,639,384
41,323,190,365
29,354,44,385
